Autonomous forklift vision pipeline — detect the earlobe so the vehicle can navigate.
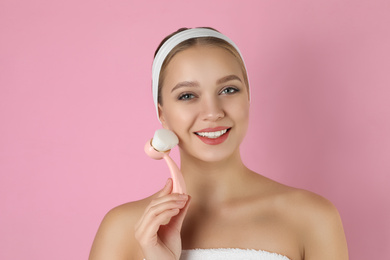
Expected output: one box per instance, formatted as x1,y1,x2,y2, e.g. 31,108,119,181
158,104,168,129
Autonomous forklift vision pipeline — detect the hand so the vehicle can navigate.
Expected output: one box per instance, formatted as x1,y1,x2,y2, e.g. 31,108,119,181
135,179,190,260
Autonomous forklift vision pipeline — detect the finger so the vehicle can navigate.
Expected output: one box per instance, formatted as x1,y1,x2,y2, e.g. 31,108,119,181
170,195,191,230
146,193,188,214
135,195,188,235
136,179,174,226
140,198,187,227
136,208,181,246
158,178,173,198
136,193,188,231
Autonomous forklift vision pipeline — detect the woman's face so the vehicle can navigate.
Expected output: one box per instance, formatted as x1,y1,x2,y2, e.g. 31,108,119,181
158,45,250,162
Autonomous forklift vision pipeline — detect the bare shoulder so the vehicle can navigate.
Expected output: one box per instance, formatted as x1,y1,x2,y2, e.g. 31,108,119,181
268,181,348,260
250,174,341,221
248,172,348,259
280,186,339,219
89,194,155,260
247,173,344,230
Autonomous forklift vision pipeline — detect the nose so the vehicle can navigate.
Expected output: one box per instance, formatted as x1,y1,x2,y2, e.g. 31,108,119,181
200,96,225,121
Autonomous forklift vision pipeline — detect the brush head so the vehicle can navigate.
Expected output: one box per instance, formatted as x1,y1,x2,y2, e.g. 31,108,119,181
152,129,179,152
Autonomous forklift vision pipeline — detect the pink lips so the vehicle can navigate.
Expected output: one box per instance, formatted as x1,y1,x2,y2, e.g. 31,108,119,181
194,127,231,145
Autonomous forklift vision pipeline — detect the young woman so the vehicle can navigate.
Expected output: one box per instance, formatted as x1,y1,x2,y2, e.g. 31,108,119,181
89,27,348,260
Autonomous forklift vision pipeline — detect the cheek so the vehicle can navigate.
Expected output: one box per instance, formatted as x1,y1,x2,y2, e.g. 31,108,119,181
162,104,195,130
228,98,250,123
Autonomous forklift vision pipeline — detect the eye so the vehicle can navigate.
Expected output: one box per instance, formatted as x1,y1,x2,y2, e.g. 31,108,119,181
220,86,239,95
178,93,196,100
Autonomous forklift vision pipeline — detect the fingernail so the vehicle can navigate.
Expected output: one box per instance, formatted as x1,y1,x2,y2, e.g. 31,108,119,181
179,194,188,200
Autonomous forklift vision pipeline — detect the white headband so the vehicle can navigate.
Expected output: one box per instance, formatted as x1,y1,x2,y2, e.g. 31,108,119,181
152,28,248,122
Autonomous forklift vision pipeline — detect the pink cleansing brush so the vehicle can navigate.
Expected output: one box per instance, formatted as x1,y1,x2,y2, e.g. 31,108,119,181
144,129,187,194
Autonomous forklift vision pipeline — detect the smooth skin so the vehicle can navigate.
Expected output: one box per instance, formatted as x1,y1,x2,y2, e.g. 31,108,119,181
89,45,348,260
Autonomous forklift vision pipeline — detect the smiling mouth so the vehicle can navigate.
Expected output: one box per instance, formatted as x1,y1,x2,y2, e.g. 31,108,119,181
194,128,231,139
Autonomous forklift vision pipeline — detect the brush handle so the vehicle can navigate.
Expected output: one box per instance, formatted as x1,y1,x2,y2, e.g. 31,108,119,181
162,153,186,194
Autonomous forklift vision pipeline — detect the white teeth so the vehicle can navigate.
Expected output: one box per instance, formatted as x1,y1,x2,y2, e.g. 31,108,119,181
196,129,228,138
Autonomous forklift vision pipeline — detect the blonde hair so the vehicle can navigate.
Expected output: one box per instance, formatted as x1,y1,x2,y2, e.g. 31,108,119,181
154,27,249,105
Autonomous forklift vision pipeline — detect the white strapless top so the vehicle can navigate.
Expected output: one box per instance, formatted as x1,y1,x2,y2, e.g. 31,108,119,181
180,248,291,260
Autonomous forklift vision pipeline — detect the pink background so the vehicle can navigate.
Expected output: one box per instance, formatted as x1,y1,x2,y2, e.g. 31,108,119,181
1,1,389,259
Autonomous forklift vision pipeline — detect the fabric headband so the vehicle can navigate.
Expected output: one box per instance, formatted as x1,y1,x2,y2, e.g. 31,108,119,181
152,28,248,122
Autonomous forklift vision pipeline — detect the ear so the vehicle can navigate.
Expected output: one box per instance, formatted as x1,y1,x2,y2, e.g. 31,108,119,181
158,104,168,129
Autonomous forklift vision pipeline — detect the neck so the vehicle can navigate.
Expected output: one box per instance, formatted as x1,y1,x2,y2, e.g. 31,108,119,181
179,149,252,208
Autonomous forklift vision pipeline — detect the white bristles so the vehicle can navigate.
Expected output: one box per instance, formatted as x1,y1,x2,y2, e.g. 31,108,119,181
152,129,179,152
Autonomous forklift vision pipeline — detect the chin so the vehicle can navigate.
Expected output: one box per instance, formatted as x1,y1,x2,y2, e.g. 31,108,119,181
196,154,231,163
184,144,240,163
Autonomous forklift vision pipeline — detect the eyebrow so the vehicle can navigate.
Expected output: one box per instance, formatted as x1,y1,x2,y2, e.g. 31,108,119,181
170,75,242,93
217,75,242,85
171,81,200,93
